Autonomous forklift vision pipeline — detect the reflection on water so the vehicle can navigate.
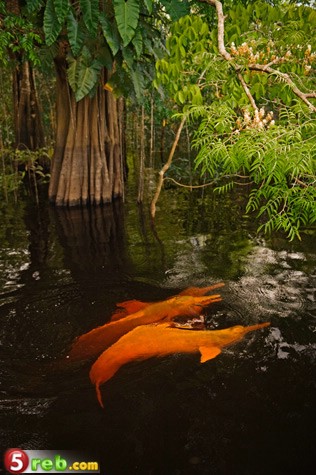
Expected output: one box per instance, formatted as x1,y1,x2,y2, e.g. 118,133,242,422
53,203,127,277
0,188,315,474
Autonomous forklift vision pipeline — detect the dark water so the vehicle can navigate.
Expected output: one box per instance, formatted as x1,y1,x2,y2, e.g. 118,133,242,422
0,186,315,475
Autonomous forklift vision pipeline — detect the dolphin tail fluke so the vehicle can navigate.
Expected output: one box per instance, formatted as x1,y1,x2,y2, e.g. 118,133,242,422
95,383,104,409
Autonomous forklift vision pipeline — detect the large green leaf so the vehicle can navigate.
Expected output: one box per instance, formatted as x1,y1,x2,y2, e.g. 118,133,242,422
76,60,102,101
79,0,99,36
67,56,79,93
132,28,143,58
130,67,146,102
67,10,84,56
75,65,97,101
43,0,62,46
122,46,134,70
144,0,153,14
67,46,103,101
54,0,70,24
160,0,190,21
99,14,120,56
26,0,44,13
113,0,140,47
68,62,101,102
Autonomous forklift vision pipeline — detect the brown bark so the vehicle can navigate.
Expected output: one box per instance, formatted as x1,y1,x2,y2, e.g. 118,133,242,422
149,95,154,168
7,0,19,14
49,56,125,206
12,60,45,150
7,0,45,150
137,105,145,203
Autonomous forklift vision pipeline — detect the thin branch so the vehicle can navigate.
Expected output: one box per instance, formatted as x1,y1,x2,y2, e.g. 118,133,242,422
237,72,258,112
294,177,309,188
163,177,217,189
150,115,187,218
233,181,254,186
248,63,316,112
164,175,253,189
150,61,214,218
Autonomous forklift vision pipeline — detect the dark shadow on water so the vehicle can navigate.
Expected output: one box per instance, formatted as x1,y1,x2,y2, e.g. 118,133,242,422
52,202,127,278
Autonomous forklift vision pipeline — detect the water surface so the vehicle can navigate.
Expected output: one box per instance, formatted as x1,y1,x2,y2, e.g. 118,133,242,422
0,188,315,475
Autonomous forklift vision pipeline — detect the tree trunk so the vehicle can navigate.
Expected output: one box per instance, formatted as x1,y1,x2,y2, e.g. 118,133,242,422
137,105,145,203
12,60,45,150
49,56,125,207
8,0,45,151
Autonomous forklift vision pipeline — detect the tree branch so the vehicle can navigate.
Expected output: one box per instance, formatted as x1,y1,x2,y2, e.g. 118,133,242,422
199,0,259,112
199,0,316,113
237,72,258,112
199,0,232,61
248,63,316,112
150,115,187,218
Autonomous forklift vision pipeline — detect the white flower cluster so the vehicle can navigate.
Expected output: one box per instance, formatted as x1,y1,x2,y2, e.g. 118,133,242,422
235,107,275,132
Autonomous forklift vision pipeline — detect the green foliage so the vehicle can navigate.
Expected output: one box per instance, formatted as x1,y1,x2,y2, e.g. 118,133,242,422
154,1,316,240
99,14,120,56
0,1,42,66
0,148,51,202
80,0,99,36
26,0,44,12
67,46,103,101
67,9,84,56
23,0,191,102
54,0,70,25
223,1,316,108
191,102,316,240
43,0,63,46
160,0,190,20
144,0,153,14
155,15,213,106
113,0,140,47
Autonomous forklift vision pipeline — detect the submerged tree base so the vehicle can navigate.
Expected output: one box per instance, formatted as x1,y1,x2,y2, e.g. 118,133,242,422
49,193,123,208
49,59,125,207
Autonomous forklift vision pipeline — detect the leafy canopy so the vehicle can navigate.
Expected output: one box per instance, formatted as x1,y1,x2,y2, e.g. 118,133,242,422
23,0,191,102
155,0,316,240
0,1,42,66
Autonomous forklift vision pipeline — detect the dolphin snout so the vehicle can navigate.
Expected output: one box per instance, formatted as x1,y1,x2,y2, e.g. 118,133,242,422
244,322,271,333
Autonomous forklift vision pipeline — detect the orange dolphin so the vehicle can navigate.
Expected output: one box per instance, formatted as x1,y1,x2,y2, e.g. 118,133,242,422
89,321,270,408
67,283,224,362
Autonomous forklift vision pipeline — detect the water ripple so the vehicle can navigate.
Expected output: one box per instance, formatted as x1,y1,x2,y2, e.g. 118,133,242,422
0,397,55,415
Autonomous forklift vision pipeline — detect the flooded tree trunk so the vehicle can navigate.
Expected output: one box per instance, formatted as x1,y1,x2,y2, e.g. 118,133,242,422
118,97,128,187
137,106,145,203
12,61,45,150
149,95,154,168
52,203,127,280
49,56,124,207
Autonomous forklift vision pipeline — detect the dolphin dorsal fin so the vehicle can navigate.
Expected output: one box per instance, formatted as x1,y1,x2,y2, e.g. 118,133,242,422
199,346,221,363
111,300,150,321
